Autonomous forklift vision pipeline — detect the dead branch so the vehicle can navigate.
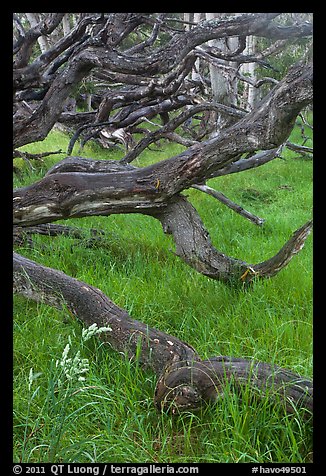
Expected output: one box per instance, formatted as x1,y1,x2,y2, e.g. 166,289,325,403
156,196,312,283
13,149,63,161
13,252,313,416
191,184,265,225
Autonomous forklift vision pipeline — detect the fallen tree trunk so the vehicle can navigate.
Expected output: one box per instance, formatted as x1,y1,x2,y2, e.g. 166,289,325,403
13,252,198,377
13,169,312,283
13,252,313,417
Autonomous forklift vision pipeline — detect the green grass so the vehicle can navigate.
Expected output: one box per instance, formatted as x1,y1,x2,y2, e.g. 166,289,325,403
13,121,313,463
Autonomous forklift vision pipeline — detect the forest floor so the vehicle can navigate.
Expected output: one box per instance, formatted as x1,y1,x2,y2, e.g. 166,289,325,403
13,119,313,463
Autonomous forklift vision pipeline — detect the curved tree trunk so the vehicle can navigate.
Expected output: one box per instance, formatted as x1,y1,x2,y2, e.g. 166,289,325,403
13,155,312,284
13,13,313,426
13,252,313,416
13,60,313,282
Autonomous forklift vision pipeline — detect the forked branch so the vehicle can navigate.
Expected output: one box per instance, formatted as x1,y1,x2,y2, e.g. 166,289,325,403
156,196,312,283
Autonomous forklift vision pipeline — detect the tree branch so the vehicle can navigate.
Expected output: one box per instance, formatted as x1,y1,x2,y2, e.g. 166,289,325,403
14,13,65,69
191,184,265,225
13,252,313,416
120,102,245,164
213,147,282,178
155,357,312,415
13,251,198,377
285,141,313,157
251,220,313,278
13,14,312,150
155,196,312,283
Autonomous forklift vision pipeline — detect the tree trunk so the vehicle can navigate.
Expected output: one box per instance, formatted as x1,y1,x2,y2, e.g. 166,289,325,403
13,61,313,284
13,252,313,416
13,13,312,148
62,13,71,37
241,35,258,110
192,13,202,83
25,13,49,54
13,12,313,423
205,13,238,133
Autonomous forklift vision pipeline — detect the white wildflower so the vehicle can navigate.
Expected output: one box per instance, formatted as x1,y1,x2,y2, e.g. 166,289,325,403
61,344,70,367
28,367,42,391
28,368,34,392
56,344,90,385
81,322,112,342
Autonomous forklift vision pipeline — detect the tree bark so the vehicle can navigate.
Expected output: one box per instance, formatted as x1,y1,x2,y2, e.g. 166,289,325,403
13,252,198,377
13,59,313,283
13,13,313,422
13,62,312,223
13,13,312,149
155,196,312,282
25,13,50,54
191,184,265,225
240,35,258,110
13,252,313,416
13,61,312,284
205,13,239,132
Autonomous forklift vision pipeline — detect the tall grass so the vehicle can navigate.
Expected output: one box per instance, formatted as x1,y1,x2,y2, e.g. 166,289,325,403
13,121,313,463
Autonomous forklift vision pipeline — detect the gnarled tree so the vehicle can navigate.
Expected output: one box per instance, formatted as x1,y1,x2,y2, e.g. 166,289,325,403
13,13,313,415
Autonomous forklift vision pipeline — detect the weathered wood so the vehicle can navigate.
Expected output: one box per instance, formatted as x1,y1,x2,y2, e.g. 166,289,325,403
13,252,313,416
12,13,313,422
13,252,199,377
120,102,245,164
13,223,105,248
13,62,313,229
191,184,265,225
13,14,312,149
155,196,312,282
154,357,313,415
13,153,312,284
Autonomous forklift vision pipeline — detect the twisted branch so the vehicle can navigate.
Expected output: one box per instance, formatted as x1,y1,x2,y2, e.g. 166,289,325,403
13,252,313,416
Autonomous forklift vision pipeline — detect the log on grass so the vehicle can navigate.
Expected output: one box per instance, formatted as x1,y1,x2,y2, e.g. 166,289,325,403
13,252,313,417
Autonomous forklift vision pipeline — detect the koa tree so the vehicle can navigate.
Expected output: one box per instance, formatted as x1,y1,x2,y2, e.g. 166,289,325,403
13,13,313,416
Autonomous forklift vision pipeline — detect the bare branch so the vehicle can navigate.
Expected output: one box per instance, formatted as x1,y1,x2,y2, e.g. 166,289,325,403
191,184,265,225
196,38,287,64
13,251,198,377
156,196,312,283
285,141,313,157
126,14,165,54
213,147,282,178
252,220,313,278
120,101,245,164
14,13,65,69
13,149,63,161
13,251,313,415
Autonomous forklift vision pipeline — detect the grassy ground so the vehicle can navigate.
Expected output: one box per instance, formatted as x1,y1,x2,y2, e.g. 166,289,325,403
13,122,313,463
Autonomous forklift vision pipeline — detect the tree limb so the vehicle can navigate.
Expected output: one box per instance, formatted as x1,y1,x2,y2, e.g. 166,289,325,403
120,102,245,164
285,141,313,157
13,251,198,377
213,147,282,178
155,196,312,283
191,184,265,225
15,14,310,149
14,14,65,69
13,252,313,416
13,62,312,283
